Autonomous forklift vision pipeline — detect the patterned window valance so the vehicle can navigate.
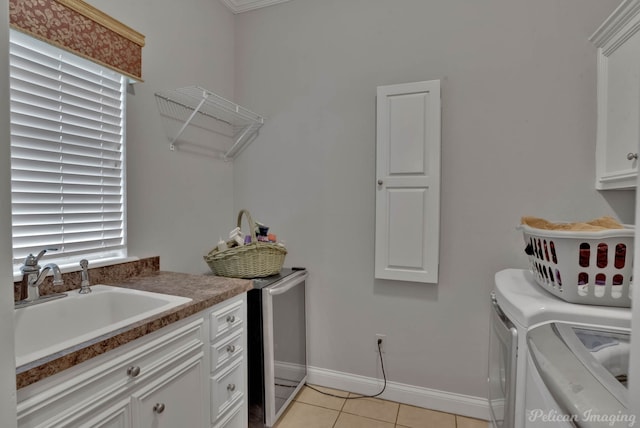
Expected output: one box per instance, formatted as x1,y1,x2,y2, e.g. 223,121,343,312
9,0,145,80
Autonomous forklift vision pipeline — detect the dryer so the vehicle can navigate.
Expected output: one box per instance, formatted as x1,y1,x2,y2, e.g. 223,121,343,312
525,322,631,428
489,269,631,428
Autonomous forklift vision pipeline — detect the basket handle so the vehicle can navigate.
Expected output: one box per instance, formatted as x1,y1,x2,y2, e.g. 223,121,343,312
237,209,258,243
524,243,534,256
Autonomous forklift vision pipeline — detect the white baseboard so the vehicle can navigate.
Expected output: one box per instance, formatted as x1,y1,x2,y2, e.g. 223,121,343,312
275,361,306,381
307,365,490,421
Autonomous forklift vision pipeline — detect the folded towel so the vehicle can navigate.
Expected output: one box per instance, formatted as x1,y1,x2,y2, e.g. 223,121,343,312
521,216,624,231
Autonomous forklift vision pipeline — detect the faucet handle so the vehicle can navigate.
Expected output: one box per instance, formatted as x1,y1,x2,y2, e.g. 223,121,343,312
23,248,58,268
21,248,57,274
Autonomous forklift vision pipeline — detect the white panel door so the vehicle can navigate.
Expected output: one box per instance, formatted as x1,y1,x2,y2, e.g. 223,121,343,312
375,80,441,283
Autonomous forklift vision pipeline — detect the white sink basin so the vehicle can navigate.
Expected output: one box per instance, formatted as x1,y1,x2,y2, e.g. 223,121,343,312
14,285,192,368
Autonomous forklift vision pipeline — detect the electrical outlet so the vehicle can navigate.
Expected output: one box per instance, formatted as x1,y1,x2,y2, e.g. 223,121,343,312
375,334,386,353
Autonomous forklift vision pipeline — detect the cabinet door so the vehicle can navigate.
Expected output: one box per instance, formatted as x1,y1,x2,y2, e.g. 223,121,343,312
20,399,132,428
82,401,131,428
375,80,441,283
591,0,640,189
132,354,205,428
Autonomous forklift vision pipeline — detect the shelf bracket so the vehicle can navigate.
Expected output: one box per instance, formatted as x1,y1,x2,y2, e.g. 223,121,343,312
168,92,209,151
225,124,256,159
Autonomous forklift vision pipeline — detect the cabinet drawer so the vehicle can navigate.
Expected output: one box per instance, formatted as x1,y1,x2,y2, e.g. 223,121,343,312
113,319,203,391
210,329,244,373
209,296,244,341
212,401,245,428
210,356,245,423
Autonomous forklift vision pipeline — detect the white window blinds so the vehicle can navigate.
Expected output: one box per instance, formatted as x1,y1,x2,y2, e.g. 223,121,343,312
9,29,127,268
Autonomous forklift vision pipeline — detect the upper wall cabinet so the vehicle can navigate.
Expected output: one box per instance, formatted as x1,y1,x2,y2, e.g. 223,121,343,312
591,0,640,190
375,80,441,284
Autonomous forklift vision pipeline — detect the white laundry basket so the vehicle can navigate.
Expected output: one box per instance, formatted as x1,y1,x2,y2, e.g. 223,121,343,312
519,224,634,307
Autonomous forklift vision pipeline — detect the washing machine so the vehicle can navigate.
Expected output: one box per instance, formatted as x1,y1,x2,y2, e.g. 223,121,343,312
488,269,631,428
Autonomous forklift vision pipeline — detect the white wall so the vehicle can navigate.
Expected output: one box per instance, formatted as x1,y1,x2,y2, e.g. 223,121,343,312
86,0,237,274
0,0,635,421
232,0,632,401
0,0,18,423
0,0,238,420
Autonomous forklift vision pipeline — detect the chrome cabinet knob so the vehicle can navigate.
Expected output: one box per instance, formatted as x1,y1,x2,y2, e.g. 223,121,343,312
627,153,638,160
377,179,383,185
226,345,236,353
226,315,235,323
227,383,236,392
126,366,141,378
153,403,165,414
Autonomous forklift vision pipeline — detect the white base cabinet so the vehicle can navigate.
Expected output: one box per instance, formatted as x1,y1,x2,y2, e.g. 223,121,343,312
208,294,247,428
16,293,247,428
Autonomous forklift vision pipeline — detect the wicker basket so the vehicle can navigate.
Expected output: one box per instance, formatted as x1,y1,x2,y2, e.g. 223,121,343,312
204,209,287,278
520,223,634,307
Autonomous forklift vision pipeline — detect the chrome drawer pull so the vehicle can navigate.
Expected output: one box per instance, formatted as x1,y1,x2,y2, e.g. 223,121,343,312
153,403,165,414
227,383,236,392
126,366,141,378
226,345,236,353
226,315,235,323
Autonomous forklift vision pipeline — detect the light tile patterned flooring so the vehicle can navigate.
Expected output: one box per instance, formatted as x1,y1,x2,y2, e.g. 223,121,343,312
274,385,489,428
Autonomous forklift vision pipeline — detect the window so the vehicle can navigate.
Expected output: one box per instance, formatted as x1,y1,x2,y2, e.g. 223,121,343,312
9,29,127,272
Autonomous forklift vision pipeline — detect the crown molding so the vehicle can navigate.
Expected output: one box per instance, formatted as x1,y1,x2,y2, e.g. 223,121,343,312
590,0,640,47
219,0,292,14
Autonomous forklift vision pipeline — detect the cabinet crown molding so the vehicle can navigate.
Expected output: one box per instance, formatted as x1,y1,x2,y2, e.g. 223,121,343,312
219,0,292,14
590,0,640,47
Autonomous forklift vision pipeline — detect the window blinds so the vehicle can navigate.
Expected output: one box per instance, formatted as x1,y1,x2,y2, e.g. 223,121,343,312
9,29,126,267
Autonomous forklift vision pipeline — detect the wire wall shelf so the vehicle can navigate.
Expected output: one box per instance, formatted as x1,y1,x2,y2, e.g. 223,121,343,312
154,86,265,160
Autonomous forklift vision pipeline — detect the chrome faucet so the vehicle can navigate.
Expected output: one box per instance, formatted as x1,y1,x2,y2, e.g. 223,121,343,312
17,248,66,306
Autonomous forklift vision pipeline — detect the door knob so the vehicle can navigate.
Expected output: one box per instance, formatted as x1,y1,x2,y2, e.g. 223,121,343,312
226,345,236,353
377,179,383,185
226,315,235,323
153,403,165,414
627,153,638,160
227,383,236,392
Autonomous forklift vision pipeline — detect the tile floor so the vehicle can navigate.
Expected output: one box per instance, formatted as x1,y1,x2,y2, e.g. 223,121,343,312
274,385,489,428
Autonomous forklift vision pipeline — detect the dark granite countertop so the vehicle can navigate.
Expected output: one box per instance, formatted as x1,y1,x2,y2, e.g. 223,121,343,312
16,268,253,389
